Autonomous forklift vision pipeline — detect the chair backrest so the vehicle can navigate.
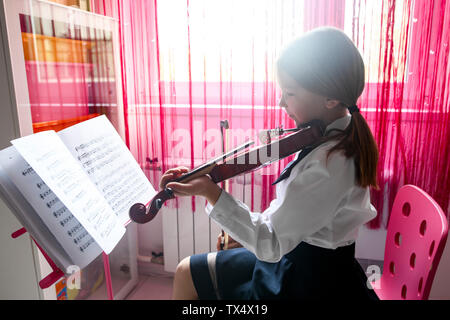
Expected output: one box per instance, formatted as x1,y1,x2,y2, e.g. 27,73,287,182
377,185,448,300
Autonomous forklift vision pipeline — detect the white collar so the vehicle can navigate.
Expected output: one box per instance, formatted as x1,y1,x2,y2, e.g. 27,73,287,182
324,114,351,136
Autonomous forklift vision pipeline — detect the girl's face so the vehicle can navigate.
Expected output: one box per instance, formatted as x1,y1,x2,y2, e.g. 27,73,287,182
277,69,329,127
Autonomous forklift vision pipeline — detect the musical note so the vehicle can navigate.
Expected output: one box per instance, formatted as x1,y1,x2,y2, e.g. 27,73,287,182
53,206,68,218
39,188,52,199
36,181,47,189
22,167,35,176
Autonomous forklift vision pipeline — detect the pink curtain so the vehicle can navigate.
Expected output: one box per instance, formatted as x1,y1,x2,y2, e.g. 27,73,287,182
93,0,450,229
353,0,450,228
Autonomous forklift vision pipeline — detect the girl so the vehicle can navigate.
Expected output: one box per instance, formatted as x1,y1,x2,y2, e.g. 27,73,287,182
162,26,380,300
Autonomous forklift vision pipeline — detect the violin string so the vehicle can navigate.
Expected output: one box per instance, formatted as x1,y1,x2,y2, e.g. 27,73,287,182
223,124,231,249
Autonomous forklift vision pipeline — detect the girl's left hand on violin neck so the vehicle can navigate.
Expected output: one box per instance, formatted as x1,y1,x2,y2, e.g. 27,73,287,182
164,167,222,205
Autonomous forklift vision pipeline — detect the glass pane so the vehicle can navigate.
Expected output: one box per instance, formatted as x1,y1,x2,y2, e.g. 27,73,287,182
18,0,119,131
70,254,107,300
56,225,136,300
109,225,133,297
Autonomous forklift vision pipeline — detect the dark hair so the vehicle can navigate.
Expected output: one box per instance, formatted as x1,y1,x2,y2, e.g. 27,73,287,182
277,27,379,189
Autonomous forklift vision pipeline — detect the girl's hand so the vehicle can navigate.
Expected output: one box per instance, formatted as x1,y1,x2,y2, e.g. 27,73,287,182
161,166,218,198
216,233,243,251
159,166,190,191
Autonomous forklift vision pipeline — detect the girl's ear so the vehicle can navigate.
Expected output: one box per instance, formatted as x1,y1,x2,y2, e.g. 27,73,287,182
325,98,342,110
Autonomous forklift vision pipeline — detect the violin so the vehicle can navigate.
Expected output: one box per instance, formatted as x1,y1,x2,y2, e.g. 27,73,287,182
129,120,326,224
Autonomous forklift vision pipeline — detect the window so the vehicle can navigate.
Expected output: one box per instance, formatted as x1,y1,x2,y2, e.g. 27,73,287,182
157,0,304,83
344,0,412,84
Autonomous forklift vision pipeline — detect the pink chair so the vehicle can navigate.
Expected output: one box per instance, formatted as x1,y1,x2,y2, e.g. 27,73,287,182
372,185,448,300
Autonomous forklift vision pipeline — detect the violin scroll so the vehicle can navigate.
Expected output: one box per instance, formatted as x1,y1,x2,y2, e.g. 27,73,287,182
129,187,175,224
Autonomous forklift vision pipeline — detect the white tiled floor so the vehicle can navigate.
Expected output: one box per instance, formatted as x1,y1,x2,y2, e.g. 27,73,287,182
125,274,174,300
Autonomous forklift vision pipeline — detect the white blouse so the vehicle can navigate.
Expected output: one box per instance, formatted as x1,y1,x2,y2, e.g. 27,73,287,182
205,114,377,263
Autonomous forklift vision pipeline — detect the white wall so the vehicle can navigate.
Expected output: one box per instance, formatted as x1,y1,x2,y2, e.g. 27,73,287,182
429,237,450,299
355,225,387,261
429,202,450,299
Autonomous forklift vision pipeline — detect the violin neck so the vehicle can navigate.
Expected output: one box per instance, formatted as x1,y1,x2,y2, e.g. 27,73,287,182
209,124,324,184
172,162,217,183
170,122,324,186
209,163,260,183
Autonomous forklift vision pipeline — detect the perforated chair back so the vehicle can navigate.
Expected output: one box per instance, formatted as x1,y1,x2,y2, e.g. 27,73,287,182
373,185,448,300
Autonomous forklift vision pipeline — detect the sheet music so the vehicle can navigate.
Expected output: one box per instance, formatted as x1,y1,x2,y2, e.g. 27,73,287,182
57,115,156,224
0,146,102,269
11,131,125,254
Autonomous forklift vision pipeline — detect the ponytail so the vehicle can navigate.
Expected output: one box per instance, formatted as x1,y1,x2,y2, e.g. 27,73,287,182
326,107,379,190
